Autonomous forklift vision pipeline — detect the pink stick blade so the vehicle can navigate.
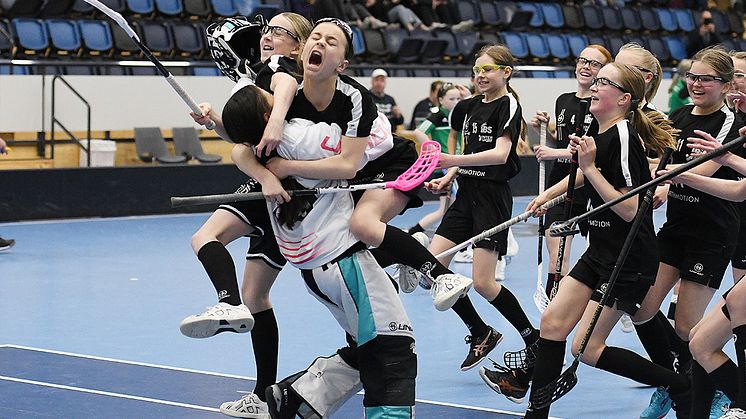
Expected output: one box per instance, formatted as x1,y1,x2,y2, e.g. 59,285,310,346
385,140,441,191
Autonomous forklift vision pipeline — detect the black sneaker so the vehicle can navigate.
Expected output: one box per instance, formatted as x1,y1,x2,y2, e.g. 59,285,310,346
460,327,503,371
0,238,15,251
479,363,529,404
265,382,301,419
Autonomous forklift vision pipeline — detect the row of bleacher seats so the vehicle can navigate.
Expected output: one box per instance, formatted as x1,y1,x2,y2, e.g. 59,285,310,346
0,0,287,20
1,15,728,68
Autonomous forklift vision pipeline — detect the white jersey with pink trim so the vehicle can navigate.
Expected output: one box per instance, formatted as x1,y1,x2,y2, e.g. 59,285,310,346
267,117,378,269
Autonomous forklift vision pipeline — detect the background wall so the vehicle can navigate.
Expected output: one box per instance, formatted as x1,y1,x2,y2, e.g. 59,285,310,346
0,74,675,133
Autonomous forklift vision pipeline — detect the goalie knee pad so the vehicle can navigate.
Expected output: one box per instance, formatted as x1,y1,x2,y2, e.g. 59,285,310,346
358,335,417,408
286,353,362,418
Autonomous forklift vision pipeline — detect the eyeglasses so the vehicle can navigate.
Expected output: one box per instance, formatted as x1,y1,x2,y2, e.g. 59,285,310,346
472,64,508,75
632,65,655,76
591,77,631,94
261,25,300,42
734,72,746,79
685,72,727,85
576,56,604,69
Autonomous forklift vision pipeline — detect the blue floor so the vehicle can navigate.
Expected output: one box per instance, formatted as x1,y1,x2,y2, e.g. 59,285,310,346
0,197,735,418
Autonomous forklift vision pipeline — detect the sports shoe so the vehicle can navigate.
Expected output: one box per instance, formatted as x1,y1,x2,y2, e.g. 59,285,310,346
479,363,529,404
453,247,473,263
418,274,433,290
721,408,746,418
265,382,302,419
495,257,506,281
640,387,673,419
180,302,254,338
619,313,634,333
0,237,15,251
220,392,270,418
710,391,731,419
460,327,503,371
431,273,472,311
395,231,430,294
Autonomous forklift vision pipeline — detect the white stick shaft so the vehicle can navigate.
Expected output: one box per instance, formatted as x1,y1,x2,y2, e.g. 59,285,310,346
436,193,566,259
165,76,216,129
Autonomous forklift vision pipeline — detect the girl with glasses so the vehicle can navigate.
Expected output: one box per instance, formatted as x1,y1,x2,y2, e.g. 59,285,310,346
530,44,611,324
726,51,746,285
523,62,683,419
632,46,742,418
422,44,539,385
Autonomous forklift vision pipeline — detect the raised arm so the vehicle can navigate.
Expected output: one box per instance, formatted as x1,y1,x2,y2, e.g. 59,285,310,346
256,72,299,157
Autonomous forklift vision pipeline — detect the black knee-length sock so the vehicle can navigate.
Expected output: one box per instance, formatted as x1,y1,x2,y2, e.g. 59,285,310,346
634,312,676,371
197,241,242,306
656,310,690,364
374,225,451,278
489,287,538,345
595,346,689,393
691,361,716,418
525,337,566,419
251,308,279,402
733,324,746,409
709,360,739,401
451,296,488,338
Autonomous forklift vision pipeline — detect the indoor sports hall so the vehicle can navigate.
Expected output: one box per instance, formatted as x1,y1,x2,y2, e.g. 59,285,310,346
1,0,744,418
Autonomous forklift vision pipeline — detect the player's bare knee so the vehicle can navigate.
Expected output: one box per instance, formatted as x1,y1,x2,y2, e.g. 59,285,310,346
349,214,376,244
688,332,708,362
674,322,693,342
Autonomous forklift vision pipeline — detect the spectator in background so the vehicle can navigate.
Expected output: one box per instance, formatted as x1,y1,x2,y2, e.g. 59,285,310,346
0,137,14,251
686,9,722,57
308,0,387,29
370,69,405,130
668,59,693,114
409,80,443,130
433,0,473,30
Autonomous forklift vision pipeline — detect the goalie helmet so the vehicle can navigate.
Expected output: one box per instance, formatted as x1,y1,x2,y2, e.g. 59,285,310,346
206,16,266,82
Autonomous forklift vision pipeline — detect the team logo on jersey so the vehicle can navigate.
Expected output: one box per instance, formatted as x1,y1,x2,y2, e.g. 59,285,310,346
557,109,565,124
480,123,493,134
389,322,413,332
320,135,341,154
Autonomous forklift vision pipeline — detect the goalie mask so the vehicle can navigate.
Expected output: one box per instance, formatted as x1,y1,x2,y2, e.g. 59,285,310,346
206,16,265,82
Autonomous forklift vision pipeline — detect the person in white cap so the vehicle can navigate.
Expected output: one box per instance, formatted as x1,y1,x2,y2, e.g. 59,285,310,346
370,69,404,130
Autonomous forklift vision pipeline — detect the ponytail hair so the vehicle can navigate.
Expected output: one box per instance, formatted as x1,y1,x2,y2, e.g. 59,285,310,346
611,63,678,156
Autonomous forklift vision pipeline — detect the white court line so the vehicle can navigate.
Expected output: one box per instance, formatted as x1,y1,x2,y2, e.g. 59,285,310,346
0,211,210,227
0,374,220,412
0,344,556,417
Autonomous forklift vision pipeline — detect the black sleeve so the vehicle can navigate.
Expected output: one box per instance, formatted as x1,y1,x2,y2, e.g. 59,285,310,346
449,99,468,132
340,75,378,138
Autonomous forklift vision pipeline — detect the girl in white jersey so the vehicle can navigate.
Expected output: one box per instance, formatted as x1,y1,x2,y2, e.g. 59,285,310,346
523,63,686,419
223,84,417,419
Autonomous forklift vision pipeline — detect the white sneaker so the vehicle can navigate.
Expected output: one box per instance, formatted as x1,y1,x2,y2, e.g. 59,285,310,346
619,313,634,333
220,392,270,418
453,247,473,263
432,273,472,311
395,231,431,294
495,257,506,281
721,408,746,419
180,302,254,338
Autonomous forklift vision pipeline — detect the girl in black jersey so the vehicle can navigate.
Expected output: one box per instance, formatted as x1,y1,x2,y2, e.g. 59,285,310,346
262,18,474,315
625,48,741,418
182,12,312,419
660,129,746,419
424,44,540,377
522,63,687,419
531,44,611,302
726,51,746,284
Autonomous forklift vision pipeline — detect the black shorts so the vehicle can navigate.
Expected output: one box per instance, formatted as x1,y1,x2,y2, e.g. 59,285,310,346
435,177,512,254
731,221,746,269
351,136,423,212
218,179,286,269
658,227,735,289
569,254,656,315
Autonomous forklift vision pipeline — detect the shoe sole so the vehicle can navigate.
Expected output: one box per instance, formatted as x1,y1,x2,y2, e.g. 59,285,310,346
460,333,503,371
0,242,15,251
433,278,473,311
179,315,254,338
478,367,526,404
265,385,282,419
398,267,419,294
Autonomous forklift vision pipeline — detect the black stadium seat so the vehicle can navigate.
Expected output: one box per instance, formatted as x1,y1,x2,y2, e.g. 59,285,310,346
639,8,661,32
40,0,77,17
169,21,203,58
561,4,584,30
183,0,211,19
5,0,45,17
581,5,603,31
600,6,623,31
138,20,173,57
361,28,387,62
111,20,140,57
620,7,642,32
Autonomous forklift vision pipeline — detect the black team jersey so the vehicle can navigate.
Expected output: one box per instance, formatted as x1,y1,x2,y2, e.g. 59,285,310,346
549,93,599,187
665,104,740,242
254,55,300,93
286,74,377,139
449,94,522,182
584,120,658,273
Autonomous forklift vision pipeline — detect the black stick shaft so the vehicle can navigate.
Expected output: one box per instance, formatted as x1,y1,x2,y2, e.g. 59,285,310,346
560,134,746,229
171,189,317,207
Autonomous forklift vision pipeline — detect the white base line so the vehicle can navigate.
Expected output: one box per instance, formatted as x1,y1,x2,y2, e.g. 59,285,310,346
0,374,219,413
1,344,561,418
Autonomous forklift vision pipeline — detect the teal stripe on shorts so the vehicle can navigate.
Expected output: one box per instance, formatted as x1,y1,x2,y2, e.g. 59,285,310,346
365,405,413,419
338,253,377,345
